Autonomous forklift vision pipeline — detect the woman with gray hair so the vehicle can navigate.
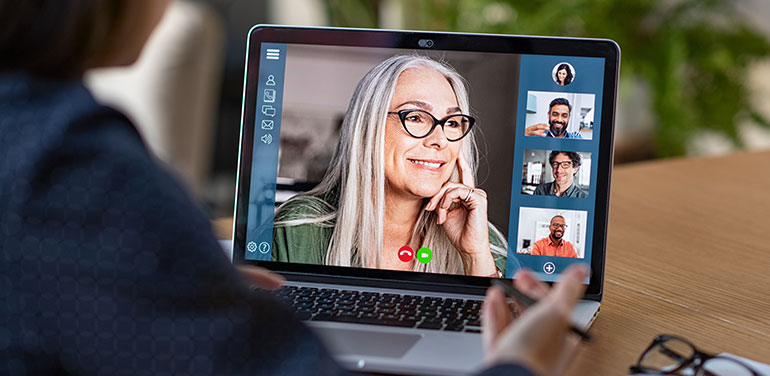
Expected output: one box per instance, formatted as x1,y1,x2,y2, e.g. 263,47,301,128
273,54,510,277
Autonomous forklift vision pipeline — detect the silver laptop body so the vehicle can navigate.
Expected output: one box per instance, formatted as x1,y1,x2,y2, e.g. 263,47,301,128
232,25,618,375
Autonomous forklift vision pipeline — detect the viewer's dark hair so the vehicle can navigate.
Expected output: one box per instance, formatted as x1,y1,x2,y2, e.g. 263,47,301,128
555,63,573,85
548,150,582,169
0,0,130,78
549,97,572,114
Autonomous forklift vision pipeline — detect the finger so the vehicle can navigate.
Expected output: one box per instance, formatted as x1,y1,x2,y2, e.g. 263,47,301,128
545,334,583,376
527,123,549,137
482,286,513,351
513,269,549,300
435,187,472,224
552,335,582,374
438,187,468,210
425,182,463,211
457,151,475,188
437,205,446,224
238,266,285,290
481,287,498,350
548,265,589,310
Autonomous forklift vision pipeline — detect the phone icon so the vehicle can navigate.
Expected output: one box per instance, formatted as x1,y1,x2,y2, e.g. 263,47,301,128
398,246,414,262
263,89,276,103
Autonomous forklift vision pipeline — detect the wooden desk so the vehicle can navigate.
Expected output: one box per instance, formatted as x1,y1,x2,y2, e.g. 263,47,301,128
568,149,770,374
216,150,770,374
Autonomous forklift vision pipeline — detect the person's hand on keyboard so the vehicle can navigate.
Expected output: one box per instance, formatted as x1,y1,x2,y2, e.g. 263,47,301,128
238,265,285,290
481,265,588,376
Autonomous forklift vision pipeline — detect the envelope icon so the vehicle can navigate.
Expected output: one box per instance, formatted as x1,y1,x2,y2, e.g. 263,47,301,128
261,120,274,130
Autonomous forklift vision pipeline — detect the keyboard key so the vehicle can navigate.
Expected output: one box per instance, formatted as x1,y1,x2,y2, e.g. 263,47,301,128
466,319,481,327
336,311,359,319
417,321,443,330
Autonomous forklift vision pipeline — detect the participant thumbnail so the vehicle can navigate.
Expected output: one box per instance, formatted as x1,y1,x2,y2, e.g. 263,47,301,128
523,91,595,140
521,149,590,198
552,62,575,86
516,207,587,258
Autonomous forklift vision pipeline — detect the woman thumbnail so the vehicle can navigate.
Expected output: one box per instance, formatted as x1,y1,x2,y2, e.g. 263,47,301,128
554,63,574,86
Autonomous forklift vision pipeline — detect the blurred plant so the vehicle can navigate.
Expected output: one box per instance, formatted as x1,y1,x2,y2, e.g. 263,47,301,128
325,0,770,157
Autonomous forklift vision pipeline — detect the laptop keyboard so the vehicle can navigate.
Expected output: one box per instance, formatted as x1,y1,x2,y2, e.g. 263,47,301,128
270,285,483,333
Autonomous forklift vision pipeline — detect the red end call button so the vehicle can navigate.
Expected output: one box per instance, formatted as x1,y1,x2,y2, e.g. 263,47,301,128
398,246,414,262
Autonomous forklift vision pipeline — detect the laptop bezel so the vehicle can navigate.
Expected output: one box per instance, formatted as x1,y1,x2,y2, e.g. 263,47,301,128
232,25,619,301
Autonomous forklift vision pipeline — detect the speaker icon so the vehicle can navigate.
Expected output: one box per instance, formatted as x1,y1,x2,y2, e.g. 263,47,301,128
261,134,273,145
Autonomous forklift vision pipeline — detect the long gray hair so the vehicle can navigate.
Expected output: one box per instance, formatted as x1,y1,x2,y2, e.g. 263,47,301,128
275,54,507,274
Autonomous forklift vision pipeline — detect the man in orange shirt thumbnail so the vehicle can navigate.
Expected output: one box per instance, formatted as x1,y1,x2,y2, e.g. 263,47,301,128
531,215,578,258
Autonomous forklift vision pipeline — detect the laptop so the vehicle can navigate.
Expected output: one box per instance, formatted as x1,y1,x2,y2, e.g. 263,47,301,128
232,25,619,375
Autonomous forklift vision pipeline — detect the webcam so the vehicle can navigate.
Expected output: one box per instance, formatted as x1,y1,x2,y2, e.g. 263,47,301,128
417,39,434,48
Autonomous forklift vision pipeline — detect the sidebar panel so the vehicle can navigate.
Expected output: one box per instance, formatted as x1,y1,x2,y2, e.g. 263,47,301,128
245,43,287,261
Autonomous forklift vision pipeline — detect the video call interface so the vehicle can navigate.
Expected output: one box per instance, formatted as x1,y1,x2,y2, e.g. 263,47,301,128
245,42,605,282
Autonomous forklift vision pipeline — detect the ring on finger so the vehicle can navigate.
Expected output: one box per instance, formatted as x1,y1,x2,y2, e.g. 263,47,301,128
464,187,474,202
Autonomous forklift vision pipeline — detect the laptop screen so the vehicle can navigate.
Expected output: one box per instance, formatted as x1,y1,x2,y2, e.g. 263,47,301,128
235,27,617,291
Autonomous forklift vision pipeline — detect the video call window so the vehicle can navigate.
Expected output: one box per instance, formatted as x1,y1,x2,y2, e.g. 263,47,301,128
246,41,606,281
524,91,595,140
521,149,591,198
255,44,523,277
516,207,587,259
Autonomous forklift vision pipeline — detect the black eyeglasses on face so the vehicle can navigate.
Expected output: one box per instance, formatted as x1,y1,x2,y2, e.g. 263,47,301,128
387,109,475,142
551,161,574,169
630,335,760,376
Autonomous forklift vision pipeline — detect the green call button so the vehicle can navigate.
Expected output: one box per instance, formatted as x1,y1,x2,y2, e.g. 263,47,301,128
416,247,433,264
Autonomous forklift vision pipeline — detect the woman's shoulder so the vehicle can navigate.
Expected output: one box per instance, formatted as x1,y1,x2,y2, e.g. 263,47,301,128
0,76,157,201
272,195,336,264
0,75,145,169
487,223,511,276
1,75,133,134
487,223,508,248
274,194,336,222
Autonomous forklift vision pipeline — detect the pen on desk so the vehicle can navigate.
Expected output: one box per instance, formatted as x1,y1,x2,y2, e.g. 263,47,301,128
491,279,592,341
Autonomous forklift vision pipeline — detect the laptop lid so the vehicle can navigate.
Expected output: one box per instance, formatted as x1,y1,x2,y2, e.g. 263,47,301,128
233,25,618,301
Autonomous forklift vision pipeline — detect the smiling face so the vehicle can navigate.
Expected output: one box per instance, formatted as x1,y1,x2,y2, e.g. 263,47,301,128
384,66,463,200
549,216,566,241
557,68,568,84
548,104,571,137
552,152,577,186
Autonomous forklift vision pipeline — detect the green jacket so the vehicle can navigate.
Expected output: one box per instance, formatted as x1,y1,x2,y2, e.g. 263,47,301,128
272,198,508,275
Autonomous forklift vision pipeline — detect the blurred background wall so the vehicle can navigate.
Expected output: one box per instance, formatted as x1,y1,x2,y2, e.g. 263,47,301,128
85,0,770,217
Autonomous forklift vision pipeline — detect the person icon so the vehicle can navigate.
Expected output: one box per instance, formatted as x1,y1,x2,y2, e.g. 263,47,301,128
266,74,276,86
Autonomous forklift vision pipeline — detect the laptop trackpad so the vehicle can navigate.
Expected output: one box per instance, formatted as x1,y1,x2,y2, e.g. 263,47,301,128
314,327,421,358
